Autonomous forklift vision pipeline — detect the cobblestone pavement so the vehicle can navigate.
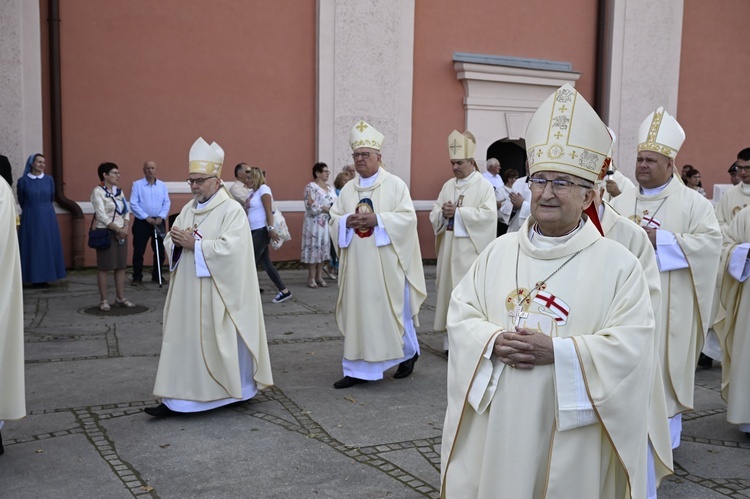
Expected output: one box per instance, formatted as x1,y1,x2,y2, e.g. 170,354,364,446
1,268,748,498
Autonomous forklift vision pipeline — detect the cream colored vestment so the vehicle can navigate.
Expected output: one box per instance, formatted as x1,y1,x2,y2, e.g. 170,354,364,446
329,167,426,363
601,202,673,484
712,206,750,426
442,220,656,498
611,181,721,416
153,187,273,401
0,179,25,421
429,172,496,331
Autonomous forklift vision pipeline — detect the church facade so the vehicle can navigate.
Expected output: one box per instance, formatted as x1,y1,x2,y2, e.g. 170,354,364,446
2,0,747,266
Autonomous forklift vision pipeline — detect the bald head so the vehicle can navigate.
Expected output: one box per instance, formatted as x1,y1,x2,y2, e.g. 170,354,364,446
143,161,157,183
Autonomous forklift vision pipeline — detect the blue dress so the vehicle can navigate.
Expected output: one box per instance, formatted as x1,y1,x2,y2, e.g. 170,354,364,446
17,174,66,283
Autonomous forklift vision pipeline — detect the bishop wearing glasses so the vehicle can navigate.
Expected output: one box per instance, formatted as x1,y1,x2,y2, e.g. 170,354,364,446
441,84,663,498
144,137,273,417
328,120,427,389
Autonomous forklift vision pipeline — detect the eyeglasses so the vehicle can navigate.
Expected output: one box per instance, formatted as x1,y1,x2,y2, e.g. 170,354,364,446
245,170,253,174
106,171,121,176
352,152,374,160
736,166,750,172
186,177,216,186
527,177,592,194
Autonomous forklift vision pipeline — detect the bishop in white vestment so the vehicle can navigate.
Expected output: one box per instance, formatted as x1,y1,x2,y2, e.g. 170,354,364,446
430,130,496,335
610,108,721,447
145,138,273,417
712,205,750,435
442,84,659,498
329,121,427,389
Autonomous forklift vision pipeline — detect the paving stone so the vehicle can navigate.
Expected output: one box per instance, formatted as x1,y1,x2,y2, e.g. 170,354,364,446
2,268,747,498
0,434,133,498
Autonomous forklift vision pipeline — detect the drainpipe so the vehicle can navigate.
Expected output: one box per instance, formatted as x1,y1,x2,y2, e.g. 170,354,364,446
594,0,610,120
48,0,84,269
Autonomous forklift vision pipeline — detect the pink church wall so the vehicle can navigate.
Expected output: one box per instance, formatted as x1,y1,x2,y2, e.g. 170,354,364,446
42,1,316,266
677,0,750,196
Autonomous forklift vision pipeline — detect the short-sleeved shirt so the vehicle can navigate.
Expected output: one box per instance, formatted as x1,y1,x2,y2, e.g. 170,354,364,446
247,184,272,230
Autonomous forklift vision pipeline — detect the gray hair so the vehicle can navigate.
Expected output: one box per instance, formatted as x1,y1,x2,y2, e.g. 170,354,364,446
486,158,500,170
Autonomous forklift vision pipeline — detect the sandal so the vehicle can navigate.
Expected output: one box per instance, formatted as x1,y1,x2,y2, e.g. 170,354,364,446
307,281,318,289
323,266,337,281
115,298,136,308
316,279,327,288
99,300,111,312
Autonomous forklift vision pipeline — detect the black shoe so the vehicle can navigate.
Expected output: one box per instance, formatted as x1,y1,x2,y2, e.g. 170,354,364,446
272,290,293,303
144,403,177,418
131,278,142,285
333,376,368,389
394,353,419,379
697,353,713,369
32,282,49,288
0,430,4,455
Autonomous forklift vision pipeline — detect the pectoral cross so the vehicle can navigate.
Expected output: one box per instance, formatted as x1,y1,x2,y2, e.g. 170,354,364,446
508,306,528,327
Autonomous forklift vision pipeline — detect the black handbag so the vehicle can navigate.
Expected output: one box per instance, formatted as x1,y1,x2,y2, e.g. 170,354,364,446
88,214,113,250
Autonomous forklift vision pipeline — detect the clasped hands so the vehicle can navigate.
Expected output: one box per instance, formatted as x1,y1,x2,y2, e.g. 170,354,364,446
493,327,555,369
441,201,456,219
169,226,195,250
346,212,377,231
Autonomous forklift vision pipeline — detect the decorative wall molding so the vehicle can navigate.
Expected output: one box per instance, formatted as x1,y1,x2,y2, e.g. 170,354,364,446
453,54,579,169
55,181,438,214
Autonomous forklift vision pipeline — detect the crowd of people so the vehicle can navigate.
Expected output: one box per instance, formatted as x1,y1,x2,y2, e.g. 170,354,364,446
2,84,749,498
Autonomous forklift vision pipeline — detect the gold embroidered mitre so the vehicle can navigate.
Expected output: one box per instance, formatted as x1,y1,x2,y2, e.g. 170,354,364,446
637,106,685,159
447,130,476,160
189,137,225,177
349,120,384,151
526,83,612,183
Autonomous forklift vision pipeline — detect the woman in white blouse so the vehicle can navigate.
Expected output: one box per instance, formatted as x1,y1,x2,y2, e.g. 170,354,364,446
90,162,136,311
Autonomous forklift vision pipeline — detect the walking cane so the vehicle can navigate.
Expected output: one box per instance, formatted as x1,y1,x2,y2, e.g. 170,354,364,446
154,224,163,288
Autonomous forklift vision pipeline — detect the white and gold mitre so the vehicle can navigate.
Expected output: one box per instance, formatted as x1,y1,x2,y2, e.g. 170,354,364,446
189,137,224,177
349,120,384,151
526,83,612,183
447,130,476,160
637,106,685,159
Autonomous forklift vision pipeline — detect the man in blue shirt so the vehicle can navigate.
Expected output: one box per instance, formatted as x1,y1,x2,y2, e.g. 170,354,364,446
130,161,171,284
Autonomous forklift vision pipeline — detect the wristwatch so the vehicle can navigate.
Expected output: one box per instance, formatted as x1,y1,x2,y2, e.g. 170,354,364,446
267,225,275,231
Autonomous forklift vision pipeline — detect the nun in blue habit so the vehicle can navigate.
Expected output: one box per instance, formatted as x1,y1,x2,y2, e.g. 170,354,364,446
17,154,66,285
